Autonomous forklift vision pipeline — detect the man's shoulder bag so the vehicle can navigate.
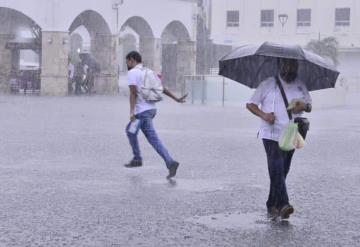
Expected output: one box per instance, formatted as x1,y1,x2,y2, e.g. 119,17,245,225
275,75,310,139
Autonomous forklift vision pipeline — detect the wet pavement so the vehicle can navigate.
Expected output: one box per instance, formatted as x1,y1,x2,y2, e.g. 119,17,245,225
0,95,359,247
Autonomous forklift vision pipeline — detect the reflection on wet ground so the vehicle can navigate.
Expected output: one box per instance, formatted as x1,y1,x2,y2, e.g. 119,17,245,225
189,211,304,231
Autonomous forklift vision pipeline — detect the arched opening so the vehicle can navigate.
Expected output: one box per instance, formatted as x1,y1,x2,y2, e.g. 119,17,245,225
69,33,83,63
69,10,116,94
69,26,91,64
161,21,195,90
119,16,157,73
0,7,42,94
162,21,190,44
117,29,139,74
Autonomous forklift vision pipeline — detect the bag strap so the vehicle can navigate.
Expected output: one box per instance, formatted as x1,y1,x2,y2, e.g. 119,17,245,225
141,68,148,88
275,75,293,120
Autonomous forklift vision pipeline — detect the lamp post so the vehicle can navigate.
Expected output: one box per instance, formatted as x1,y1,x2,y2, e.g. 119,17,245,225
278,14,288,28
113,0,125,31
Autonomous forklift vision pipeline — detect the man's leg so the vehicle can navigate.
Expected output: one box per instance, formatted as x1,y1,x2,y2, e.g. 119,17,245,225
75,77,81,95
140,110,174,168
125,117,143,163
284,150,295,178
263,139,278,210
263,139,289,210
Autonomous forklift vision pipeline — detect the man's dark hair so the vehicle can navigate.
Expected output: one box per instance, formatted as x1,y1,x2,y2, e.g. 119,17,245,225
126,51,142,63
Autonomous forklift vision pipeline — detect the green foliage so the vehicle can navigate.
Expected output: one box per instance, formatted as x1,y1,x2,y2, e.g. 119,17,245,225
306,37,339,66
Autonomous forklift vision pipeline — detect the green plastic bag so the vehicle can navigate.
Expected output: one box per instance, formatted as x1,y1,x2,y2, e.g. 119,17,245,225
279,122,299,151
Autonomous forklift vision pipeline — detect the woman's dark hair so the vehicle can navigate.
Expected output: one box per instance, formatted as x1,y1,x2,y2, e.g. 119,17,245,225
126,51,142,63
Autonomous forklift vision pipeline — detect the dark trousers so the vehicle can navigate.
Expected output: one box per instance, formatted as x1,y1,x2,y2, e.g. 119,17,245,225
263,139,295,210
74,76,82,95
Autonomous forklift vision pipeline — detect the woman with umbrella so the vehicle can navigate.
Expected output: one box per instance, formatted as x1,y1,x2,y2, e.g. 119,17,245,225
219,42,339,220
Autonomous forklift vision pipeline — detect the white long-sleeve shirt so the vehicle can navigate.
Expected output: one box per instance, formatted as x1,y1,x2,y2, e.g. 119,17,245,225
248,76,312,141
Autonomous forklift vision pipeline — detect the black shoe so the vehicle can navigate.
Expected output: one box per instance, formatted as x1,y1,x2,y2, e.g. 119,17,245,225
267,207,279,219
124,160,143,168
167,161,179,179
280,204,294,219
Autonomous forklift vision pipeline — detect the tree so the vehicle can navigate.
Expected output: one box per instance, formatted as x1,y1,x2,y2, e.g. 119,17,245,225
305,37,339,66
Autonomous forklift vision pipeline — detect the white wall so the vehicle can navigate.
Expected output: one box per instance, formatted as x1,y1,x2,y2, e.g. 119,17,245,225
210,0,360,48
338,51,360,76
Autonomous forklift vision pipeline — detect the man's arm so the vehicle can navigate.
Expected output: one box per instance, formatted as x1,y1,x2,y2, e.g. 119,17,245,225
291,83,312,114
163,88,188,103
246,103,275,125
129,85,137,121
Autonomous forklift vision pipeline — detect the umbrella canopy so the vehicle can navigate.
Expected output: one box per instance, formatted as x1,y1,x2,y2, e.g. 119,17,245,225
79,52,100,72
219,42,340,91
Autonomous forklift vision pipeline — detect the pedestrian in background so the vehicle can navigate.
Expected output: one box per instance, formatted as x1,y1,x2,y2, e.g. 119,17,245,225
124,51,187,179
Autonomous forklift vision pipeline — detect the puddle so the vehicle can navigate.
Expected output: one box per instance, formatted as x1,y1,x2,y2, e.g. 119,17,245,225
63,180,125,194
189,212,304,230
121,165,162,175
151,178,232,192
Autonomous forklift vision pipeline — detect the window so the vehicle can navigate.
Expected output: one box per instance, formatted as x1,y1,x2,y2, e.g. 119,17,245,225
261,10,274,27
297,9,311,27
335,8,350,26
226,10,239,27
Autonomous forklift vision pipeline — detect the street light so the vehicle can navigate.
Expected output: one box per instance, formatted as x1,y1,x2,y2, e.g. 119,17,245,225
278,14,288,28
113,0,125,31
112,0,124,9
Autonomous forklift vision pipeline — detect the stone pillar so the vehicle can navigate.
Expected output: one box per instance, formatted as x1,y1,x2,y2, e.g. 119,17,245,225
11,50,20,72
140,37,162,73
41,31,69,96
118,35,137,74
176,40,196,91
91,34,117,94
0,34,13,93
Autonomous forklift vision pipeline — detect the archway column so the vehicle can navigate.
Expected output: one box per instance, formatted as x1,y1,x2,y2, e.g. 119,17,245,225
139,37,161,72
41,31,69,96
160,21,194,91
117,34,137,74
91,33,117,94
176,40,196,91
0,33,13,92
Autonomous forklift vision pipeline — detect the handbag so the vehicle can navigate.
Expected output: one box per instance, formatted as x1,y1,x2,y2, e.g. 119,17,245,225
294,117,310,139
275,76,310,139
275,76,310,150
278,122,299,151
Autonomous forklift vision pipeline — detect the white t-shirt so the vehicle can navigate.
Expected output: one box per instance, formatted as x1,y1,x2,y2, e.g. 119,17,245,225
248,76,312,141
128,64,156,115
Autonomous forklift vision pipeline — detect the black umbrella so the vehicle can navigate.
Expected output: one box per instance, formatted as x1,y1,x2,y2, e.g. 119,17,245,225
79,52,100,72
219,42,340,91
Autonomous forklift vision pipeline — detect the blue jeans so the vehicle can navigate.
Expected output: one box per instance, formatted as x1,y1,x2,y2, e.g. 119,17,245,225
263,139,295,210
126,109,174,168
